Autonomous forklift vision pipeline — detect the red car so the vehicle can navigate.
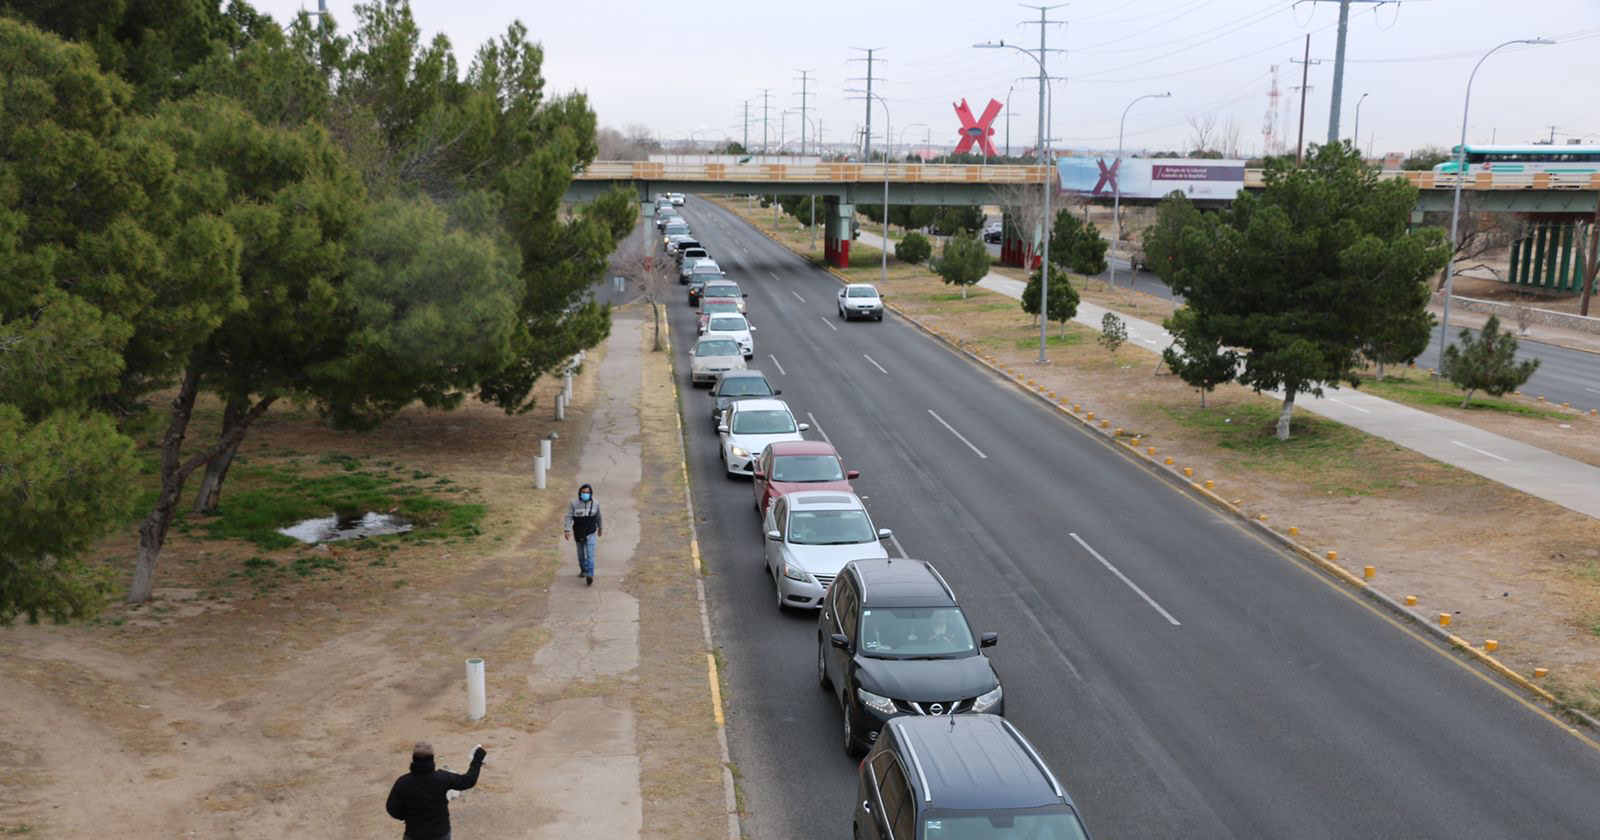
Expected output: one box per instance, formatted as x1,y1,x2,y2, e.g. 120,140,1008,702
751,440,859,516
698,297,742,332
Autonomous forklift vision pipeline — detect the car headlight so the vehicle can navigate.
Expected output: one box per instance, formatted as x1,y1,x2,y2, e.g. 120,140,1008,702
782,561,812,583
972,684,1003,713
856,688,897,716
730,445,750,460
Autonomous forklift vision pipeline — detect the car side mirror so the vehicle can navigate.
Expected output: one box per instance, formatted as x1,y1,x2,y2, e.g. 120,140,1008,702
846,470,860,479
797,422,811,432
772,389,782,395
749,325,757,332
979,632,999,648
830,633,850,650
877,528,893,540
752,470,765,480
717,424,729,433
742,292,748,297
766,529,781,541
687,349,696,356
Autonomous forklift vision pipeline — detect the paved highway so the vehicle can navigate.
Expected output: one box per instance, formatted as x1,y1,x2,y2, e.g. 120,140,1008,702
664,197,1600,840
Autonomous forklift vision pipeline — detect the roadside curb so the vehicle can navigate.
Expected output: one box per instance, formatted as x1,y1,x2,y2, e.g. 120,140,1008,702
728,202,1599,732
661,302,743,840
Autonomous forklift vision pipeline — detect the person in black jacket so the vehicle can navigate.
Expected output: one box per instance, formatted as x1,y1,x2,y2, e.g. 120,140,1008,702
386,741,486,840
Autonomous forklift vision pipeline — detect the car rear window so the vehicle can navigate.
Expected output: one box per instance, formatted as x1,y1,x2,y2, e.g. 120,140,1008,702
848,287,877,298
702,301,739,315
731,409,797,434
703,284,739,297
708,316,747,331
771,455,844,482
718,377,772,397
697,339,739,356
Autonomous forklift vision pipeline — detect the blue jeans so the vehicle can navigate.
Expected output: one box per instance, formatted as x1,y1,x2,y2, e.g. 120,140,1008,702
575,532,596,576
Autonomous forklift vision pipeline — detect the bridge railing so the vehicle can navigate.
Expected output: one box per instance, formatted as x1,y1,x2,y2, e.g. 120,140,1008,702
577,161,1600,192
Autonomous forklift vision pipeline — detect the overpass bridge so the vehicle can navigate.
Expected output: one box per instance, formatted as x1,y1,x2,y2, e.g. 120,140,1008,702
571,161,1599,285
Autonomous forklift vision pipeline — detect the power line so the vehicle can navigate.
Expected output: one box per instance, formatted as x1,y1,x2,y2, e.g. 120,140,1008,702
848,47,884,159
1295,0,1395,144
794,69,813,156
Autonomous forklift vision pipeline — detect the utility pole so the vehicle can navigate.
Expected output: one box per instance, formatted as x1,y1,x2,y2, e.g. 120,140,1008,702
1004,3,1067,363
1303,0,1390,145
741,99,750,152
759,88,772,155
1291,35,1322,164
849,48,883,160
795,69,813,156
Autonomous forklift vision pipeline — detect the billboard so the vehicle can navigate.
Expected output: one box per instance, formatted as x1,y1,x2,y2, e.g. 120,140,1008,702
1057,157,1246,200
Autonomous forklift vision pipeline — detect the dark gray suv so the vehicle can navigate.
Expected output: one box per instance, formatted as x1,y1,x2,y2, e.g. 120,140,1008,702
853,715,1092,840
818,559,1001,757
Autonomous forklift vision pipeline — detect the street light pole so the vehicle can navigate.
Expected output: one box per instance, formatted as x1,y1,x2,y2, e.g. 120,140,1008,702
978,4,1062,363
1005,84,1015,158
1352,92,1368,149
1110,92,1171,291
1435,38,1554,371
851,90,893,287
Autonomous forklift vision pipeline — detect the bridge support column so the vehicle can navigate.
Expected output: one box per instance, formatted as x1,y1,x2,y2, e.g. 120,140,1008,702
824,196,853,268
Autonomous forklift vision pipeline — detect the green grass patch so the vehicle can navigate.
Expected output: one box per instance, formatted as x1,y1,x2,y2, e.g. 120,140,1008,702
1013,330,1086,349
1353,373,1564,418
194,461,485,550
1158,398,1403,496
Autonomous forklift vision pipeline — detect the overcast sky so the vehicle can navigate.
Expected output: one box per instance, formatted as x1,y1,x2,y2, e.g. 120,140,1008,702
256,0,1599,157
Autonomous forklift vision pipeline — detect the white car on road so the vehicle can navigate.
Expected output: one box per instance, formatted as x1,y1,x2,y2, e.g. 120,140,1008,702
837,283,884,321
719,399,809,477
763,490,891,610
703,313,755,359
690,336,746,386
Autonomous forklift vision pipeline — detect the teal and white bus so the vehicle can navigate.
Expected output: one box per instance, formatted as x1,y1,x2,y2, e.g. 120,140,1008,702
1433,144,1600,174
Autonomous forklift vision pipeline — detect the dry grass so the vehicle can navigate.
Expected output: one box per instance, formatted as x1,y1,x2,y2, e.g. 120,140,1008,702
711,194,1600,717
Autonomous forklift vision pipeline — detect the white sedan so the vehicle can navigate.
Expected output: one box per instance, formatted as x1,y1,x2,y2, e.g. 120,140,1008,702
837,283,884,321
703,313,755,359
690,336,747,386
719,399,809,477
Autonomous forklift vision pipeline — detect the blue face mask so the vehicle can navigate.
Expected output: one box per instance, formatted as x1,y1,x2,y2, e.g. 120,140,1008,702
579,492,592,502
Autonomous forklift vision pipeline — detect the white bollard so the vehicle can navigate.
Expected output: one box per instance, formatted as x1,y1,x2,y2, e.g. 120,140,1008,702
533,451,546,490
465,658,486,720
540,438,552,473
563,372,573,403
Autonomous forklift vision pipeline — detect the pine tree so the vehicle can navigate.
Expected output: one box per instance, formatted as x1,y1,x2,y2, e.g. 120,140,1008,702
1440,316,1540,407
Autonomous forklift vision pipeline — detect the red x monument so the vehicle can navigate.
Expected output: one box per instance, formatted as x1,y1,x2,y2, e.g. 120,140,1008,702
952,98,1001,157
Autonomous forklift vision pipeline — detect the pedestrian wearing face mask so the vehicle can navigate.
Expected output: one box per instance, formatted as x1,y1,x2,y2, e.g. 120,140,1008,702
563,482,603,585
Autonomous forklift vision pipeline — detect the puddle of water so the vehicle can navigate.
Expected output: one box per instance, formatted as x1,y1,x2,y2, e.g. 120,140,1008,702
277,511,413,544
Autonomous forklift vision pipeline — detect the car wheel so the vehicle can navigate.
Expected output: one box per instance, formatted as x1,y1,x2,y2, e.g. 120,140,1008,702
838,307,845,320
774,570,788,613
842,705,866,758
875,314,884,322
817,638,832,690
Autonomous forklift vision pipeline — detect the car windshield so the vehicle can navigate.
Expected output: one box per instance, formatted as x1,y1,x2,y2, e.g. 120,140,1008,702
786,509,874,545
708,316,747,332
847,287,878,298
704,284,739,297
922,808,1089,840
717,377,772,397
697,339,739,357
702,302,740,315
731,409,796,435
771,455,843,482
666,224,689,235
857,607,976,658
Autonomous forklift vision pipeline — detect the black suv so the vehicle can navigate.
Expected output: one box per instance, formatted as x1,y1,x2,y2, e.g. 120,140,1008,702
818,558,1001,757
854,715,1092,840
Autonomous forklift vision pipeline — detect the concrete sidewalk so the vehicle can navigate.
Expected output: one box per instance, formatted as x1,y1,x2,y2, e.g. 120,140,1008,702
525,313,646,838
968,271,1600,521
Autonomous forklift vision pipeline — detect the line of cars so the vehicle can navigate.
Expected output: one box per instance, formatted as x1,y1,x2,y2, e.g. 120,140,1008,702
678,196,1094,839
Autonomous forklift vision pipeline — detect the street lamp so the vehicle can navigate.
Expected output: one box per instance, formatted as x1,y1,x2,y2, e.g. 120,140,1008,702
851,89,893,287
1435,37,1554,371
977,40,1055,362
1005,84,1015,158
1351,93,1369,150
899,123,928,162
1109,92,1171,291
789,110,823,252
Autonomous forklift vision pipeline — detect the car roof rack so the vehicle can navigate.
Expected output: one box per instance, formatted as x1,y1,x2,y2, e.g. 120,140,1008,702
999,718,1064,799
893,720,933,803
921,561,955,602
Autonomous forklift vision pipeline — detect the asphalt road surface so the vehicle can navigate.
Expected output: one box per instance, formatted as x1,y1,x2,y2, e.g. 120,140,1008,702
1414,324,1600,413
661,196,1600,840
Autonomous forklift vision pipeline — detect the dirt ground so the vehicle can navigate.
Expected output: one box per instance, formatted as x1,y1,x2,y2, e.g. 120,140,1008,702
0,309,724,838
719,196,1600,717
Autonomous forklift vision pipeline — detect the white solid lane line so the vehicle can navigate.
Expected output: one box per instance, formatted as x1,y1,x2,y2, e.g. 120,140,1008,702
863,354,888,375
768,354,787,376
1585,387,1600,395
820,317,838,331
1452,440,1511,463
806,412,831,444
769,272,783,282
926,410,988,459
1068,533,1182,627
792,290,806,303
1326,397,1371,414
888,533,910,559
